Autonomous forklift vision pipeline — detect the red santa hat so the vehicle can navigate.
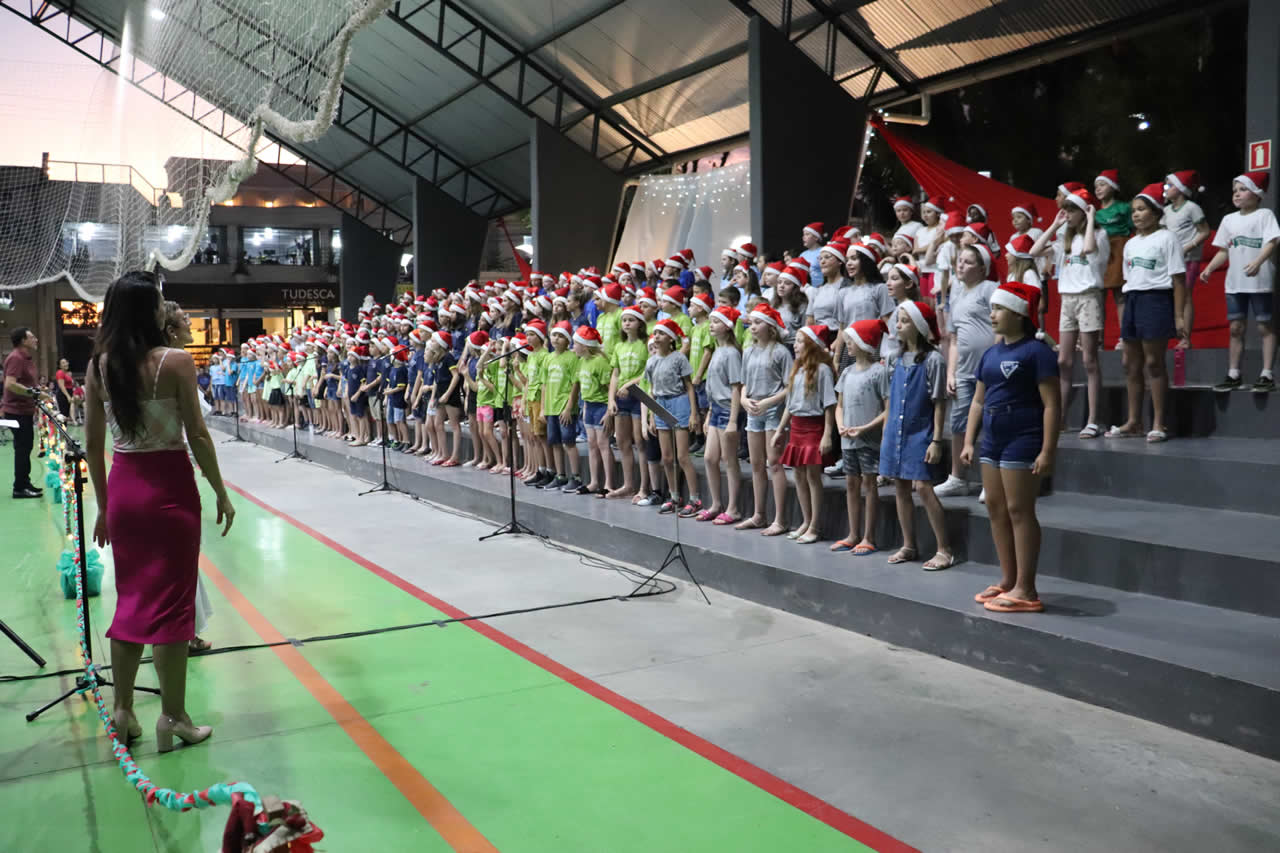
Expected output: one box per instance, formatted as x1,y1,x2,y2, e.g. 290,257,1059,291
598,283,623,305
990,282,1042,329
468,330,489,348
573,325,603,348
923,195,950,215
680,248,695,264
966,202,988,221
749,303,784,331
1095,170,1120,191
892,263,921,286
408,330,425,346
864,232,889,254
666,253,689,270
1064,187,1098,213
1011,201,1040,222
550,320,573,342
689,291,714,314
844,318,888,355
695,265,713,282
735,242,758,262
620,304,646,324
965,222,998,252
652,317,685,342
779,264,810,287
709,305,741,330
803,221,825,240
721,247,738,260
943,210,967,236
1135,183,1166,210
819,240,849,263
636,287,658,309
1005,233,1036,259
522,321,546,342
430,330,453,350
900,300,940,343
1166,170,1203,197
660,285,687,308
392,344,411,362
799,324,837,349
1057,181,1085,197
892,229,916,250
849,242,881,265
1234,170,1270,198
966,243,995,276
893,196,915,211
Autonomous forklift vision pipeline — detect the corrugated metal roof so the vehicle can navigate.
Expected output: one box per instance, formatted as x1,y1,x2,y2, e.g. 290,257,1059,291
56,0,1205,222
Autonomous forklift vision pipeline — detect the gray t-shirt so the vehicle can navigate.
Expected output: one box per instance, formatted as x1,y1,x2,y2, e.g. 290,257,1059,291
786,362,837,416
946,280,998,380
741,341,794,400
805,277,849,327
644,350,692,397
837,361,888,449
705,345,743,408
889,349,947,401
776,299,808,346
840,282,894,325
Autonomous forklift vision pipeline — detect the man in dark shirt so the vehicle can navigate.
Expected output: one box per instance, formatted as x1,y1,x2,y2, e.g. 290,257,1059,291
2,328,43,498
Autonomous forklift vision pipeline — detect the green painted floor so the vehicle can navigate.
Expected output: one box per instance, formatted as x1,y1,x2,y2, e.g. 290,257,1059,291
0,438,880,851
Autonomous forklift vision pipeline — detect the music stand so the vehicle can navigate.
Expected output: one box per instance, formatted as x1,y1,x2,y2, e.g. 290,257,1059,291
478,343,541,541
27,402,158,723
624,386,709,604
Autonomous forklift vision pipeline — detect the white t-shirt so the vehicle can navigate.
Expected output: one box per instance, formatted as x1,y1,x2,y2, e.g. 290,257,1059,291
915,224,942,273
1211,207,1280,294
895,220,923,243
1014,227,1048,277
1123,229,1185,292
1160,199,1206,261
1017,268,1043,290
1053,230,1109,294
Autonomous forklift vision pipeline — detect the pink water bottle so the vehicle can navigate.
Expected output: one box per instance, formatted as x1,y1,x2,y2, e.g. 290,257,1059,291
1173,347,1186,387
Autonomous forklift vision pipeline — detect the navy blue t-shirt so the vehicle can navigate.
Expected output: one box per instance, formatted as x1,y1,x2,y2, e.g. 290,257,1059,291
388,363,409,407
977,336,1058,412
435,352,457,396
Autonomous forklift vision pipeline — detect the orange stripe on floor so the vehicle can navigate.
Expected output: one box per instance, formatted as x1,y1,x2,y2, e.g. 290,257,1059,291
198,554,498,853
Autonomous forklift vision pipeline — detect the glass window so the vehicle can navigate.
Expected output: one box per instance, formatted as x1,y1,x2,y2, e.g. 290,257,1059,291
240,227,318,265
142,225,227,264
329,229,342,266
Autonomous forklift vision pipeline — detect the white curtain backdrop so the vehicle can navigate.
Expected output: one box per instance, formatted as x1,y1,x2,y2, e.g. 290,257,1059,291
612,161,751,279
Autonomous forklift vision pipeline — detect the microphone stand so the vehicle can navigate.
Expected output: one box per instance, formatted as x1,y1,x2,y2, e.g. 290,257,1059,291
479,343,541,541
223,372,247,444
275,377,306,463
27,401,159,723
358,377,405,497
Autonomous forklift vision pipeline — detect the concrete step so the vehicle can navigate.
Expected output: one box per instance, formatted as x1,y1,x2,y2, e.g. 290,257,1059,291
206,416,1280,762
1062,384,1280,438
1094,347,1265,388
1046,435,1280,514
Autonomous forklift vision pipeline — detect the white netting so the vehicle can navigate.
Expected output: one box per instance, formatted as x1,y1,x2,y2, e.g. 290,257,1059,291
0,0,392,301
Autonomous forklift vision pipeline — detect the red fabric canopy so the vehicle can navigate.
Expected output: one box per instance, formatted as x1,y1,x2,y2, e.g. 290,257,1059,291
870,116,1227,348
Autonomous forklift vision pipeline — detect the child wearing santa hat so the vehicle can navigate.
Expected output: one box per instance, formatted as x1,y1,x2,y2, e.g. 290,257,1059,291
1093,170,1133,338
773,325,838,544
692,306,745,524
1109,183,1187,442
426,330,464,467
572,326,615,496
607,306,651,500
514,323,550,482
880,301,953,570
959,282,1060,613
541,322,581,489
736,304,795,535
1201,170,1280,392
831,319,889,556
800,221,825,286
645,318,701,516
1162,171,1210,348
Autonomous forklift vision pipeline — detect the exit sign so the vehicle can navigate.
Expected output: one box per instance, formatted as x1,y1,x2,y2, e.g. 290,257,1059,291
1249,139,1271,171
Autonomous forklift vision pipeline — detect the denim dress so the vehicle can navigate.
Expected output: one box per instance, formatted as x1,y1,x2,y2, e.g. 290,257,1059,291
879,353,941,482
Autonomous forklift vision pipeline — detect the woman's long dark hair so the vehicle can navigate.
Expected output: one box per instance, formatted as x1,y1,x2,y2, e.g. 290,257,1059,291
92,271,166,440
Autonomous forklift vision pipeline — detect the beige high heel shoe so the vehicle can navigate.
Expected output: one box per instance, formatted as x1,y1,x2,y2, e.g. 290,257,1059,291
112,709,143,746
155,714,213,753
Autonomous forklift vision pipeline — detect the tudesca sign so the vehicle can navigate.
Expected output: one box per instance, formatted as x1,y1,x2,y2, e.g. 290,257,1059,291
159,281,341,309
281,287,338,305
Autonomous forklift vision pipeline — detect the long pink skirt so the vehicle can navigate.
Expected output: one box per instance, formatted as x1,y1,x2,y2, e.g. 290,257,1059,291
105,449,201,645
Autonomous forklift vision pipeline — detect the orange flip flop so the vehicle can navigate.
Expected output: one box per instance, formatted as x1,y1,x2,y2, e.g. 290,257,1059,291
974,585,1010,603
984,595,1044,613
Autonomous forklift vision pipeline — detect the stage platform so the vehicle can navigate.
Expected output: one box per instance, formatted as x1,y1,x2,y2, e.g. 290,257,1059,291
207,413,1280,762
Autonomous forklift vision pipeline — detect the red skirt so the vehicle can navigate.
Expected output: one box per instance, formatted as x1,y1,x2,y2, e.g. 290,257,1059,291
780,414,834,467
105,450,201,645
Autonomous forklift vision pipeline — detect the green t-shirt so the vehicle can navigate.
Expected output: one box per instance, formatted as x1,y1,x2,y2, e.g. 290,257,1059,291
689,319,713,379
476,359,498,407
597,309,623,357
577,353,612,403
669,310,693,340
734,319,750,349
1095,200,1133,238
523,348,547,402
610,338,648,387
542,349,580,416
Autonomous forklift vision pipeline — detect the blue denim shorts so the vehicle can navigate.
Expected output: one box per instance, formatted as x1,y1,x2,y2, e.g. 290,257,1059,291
583,400,608,428
1121,289,1176,341
708,401,731,430
614,392,641,416
387,404,406,424
546,412,578,445
694,382,709,411
1226,291,1273,323
745,402,783,433
979,405,1041,469
654,393,691,430
951,377,976,434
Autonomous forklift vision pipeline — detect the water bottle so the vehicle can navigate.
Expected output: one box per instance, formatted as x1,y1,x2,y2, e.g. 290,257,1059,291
1173,347,1186,388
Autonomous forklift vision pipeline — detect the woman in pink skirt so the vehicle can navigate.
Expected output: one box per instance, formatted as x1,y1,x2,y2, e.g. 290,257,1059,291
85,271,235,751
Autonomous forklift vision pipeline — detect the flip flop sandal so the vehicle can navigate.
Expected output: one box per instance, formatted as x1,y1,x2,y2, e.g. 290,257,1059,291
852,543,877,556
694,509,716,522
1104,425,1141,438
1146,429,1168,443
1078,423,1100,439
712,513,739,526
984,595,1044,613
974,585,1011,603
923,552,956,571
440,459,460,468
786,528,806,540
735,517,765,530
830,539,857,552
886,548,918,564
796,532,821,544
761,525,788,537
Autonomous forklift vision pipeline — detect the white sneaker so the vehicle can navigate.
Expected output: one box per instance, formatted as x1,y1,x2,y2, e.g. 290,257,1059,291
933,475,969,497
978,488,986,504
824,459,845,477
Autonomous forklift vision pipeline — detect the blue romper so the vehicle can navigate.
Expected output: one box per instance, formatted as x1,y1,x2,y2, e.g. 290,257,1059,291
879,350,943,482
348,363,368,418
